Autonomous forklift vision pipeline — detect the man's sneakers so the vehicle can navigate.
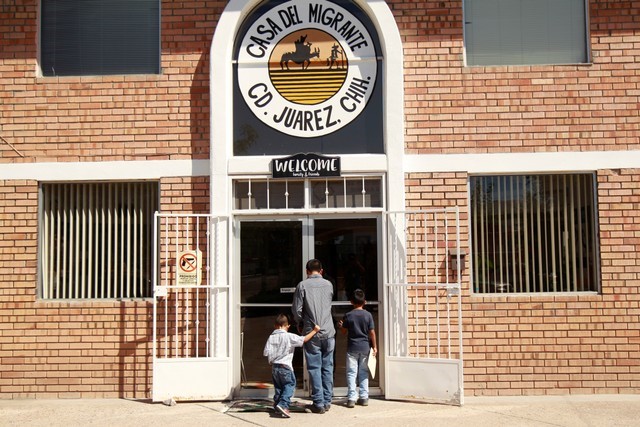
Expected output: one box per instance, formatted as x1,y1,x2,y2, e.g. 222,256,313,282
346,400,356,408
275,405,291,418
306,404,326,414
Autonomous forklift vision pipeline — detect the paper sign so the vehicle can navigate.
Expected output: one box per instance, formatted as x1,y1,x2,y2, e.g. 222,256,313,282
368,347,377,379
176,249,202,286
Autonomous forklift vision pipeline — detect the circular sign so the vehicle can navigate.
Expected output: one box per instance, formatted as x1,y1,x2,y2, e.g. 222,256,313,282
179,253,197,273
237,0,377,138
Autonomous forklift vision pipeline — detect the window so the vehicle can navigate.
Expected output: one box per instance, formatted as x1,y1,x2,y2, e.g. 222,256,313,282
234,177,383,211
470,174,598,293
39,182,159,299
40,0,160,76
464,0,588,66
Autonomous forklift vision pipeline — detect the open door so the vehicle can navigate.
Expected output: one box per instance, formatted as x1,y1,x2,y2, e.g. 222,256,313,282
384,208,464,405
152,213,232,402
235,215,382,398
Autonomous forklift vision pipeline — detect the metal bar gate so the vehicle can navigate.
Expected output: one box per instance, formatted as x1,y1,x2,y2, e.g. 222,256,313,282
384,208,464,405
152,213,231,402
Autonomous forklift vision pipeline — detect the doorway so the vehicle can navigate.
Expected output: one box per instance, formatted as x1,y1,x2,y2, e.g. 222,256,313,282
237,216,380,397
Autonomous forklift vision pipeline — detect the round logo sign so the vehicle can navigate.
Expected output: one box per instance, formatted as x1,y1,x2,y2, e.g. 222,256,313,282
237,0,377,138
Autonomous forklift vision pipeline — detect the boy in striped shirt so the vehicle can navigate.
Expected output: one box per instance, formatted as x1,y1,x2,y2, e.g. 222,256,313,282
264,314,320,418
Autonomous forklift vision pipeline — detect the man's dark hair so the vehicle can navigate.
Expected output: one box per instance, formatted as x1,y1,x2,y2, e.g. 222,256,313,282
306,258,323,272
351,288,366,306
275,313,290,327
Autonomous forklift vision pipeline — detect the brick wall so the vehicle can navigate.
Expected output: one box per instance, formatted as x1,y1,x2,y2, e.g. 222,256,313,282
5,1,635,162
407,171,640,396
1,0,217,396
1,0,639,399
0,1,221,163
396,0,640,154
0,177,209,398
397,0,640,396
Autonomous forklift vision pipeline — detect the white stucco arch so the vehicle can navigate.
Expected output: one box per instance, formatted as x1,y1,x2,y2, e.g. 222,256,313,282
209,0,405,215
209,1,404,396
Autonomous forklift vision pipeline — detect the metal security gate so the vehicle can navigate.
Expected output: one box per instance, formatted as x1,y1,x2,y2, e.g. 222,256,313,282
384,208,464,405
152,213,231,402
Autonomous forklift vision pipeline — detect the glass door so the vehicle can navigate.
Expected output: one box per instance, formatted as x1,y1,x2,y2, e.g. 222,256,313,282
312,218,380,394
238,216,380,396
239,220,306,392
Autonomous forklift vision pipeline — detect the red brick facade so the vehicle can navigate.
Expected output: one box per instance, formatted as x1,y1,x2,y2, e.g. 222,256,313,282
407,171,640,395
0,177,209,398
1,0,639,398
402,1,640,154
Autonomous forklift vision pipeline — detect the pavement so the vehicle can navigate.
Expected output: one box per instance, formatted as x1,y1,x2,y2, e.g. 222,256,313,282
1,394,640,427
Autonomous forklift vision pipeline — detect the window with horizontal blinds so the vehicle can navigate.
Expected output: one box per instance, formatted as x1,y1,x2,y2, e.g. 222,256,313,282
464,0,588,66
40,0,160,77
470,174,598,294
39,182,158,299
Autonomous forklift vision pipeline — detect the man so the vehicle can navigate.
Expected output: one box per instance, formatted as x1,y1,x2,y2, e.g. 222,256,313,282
292,258,336,414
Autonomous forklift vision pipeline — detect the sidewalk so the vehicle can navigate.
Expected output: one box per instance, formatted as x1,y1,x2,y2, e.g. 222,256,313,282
2,394,640,427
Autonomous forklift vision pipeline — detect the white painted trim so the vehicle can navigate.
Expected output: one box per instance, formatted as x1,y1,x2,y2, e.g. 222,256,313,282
210,0,405,401
405,151,640,174
152,358,233,402
0,159,209,180
364,0,405,213
210,0,254,400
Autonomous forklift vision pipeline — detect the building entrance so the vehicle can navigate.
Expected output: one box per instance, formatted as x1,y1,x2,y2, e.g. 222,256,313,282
237,216,380,397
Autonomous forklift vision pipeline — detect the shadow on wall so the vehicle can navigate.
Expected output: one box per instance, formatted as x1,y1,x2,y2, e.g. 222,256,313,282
186,5,217,212
0,3,37,61
189,49,211,163
118,302,153,399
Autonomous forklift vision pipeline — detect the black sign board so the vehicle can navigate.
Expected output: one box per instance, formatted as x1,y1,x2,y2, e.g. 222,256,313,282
272,153,341,179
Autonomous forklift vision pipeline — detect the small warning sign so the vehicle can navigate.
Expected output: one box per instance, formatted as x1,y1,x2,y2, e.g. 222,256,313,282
177,250,202,286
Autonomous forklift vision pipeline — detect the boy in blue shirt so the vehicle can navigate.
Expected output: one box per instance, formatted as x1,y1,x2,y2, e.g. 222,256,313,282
264,314,320,418
338,288,378,408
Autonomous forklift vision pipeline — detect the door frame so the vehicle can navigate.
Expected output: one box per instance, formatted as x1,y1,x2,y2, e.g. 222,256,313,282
212,0,405,403
232,213,384,399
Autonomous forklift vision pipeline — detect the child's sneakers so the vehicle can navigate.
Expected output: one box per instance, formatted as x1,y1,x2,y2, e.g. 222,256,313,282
275,405,291,418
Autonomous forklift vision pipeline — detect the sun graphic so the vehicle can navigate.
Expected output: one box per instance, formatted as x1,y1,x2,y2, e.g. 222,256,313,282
268,29,348,105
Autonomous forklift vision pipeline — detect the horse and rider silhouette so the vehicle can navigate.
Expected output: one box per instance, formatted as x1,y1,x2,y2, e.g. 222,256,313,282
280,35,320,70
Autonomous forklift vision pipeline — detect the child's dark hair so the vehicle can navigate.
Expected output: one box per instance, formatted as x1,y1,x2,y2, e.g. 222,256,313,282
275,313,290,327
351,288,366,306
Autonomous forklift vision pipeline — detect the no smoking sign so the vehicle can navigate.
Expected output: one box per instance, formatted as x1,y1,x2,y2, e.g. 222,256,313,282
176,250,202,286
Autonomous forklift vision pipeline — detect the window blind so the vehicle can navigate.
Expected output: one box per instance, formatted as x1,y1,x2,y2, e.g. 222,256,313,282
470,174,598,293
41,0,160,76
40,182,158,299
464,0,588,66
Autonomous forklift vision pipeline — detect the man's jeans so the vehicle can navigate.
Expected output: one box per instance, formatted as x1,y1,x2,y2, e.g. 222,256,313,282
272,364,296,410
304,336,335,407
346,351,369,401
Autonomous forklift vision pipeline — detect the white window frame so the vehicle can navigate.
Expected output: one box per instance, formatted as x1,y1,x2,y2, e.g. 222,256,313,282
232,175,385,214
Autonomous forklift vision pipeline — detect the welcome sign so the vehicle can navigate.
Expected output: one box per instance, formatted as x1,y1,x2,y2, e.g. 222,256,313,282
237,0,377,138
272,153,341,178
